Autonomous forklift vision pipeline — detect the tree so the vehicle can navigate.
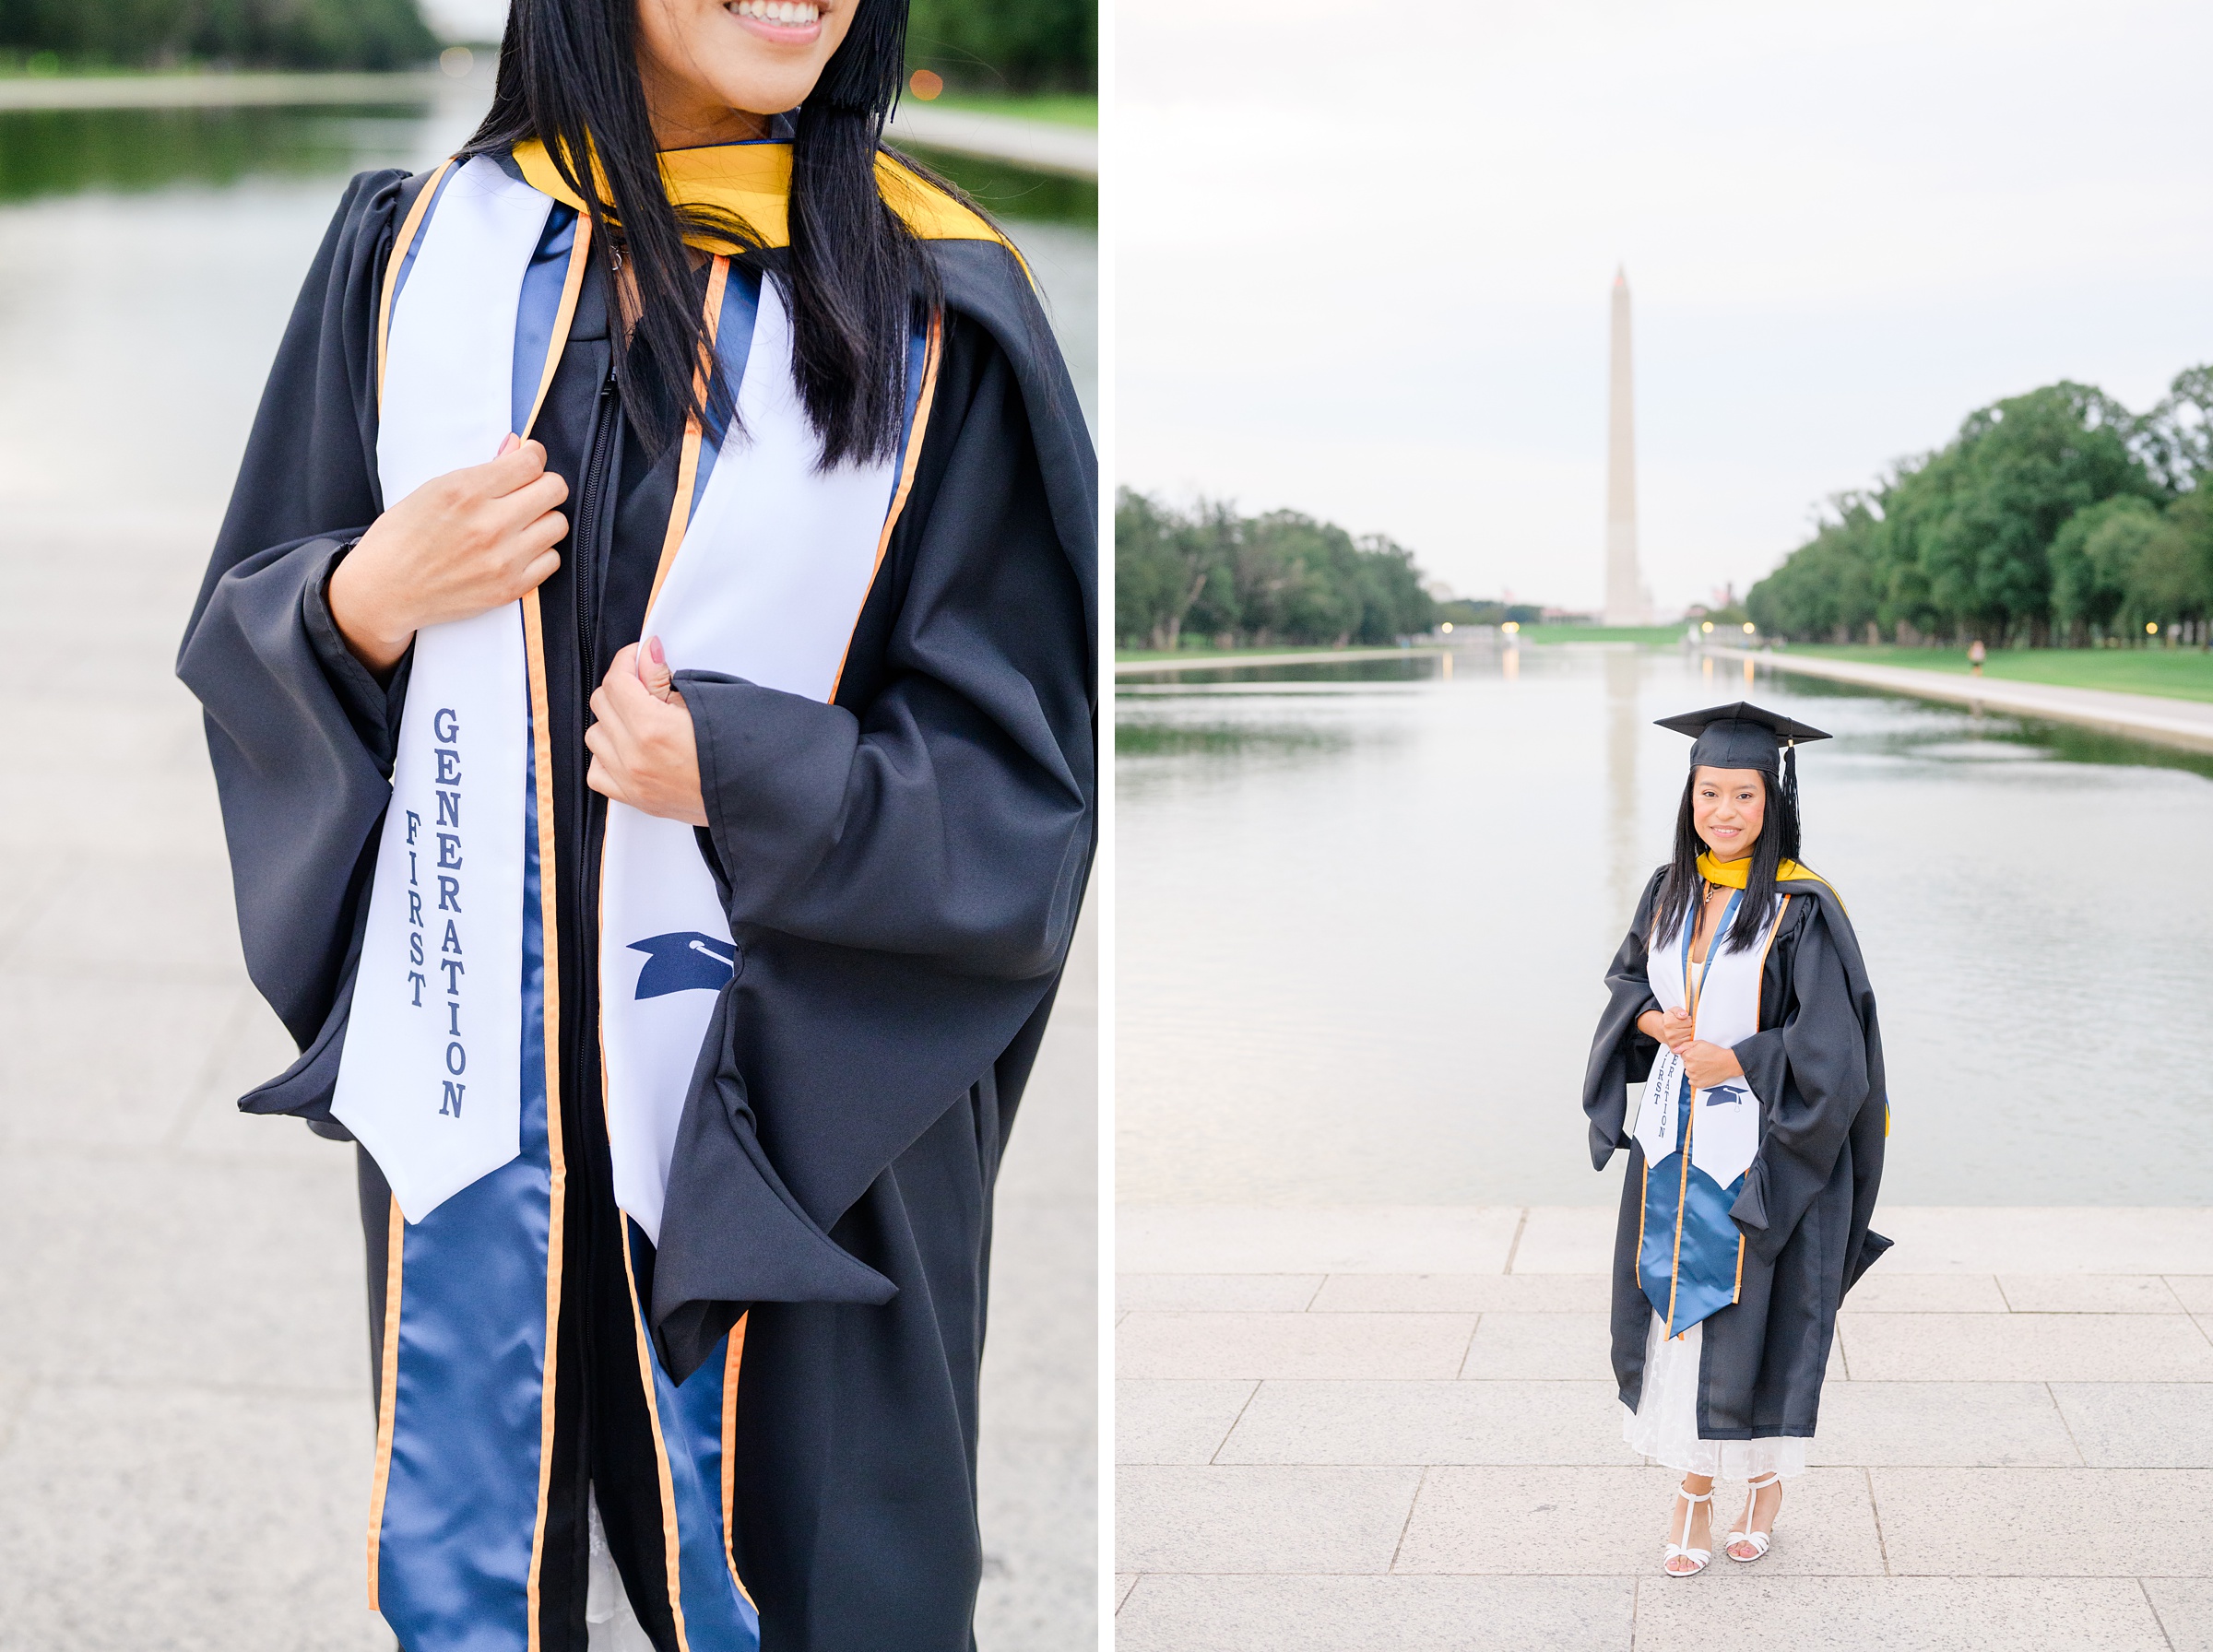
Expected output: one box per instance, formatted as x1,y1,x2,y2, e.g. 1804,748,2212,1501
2050,495,2161,641
1114,489,1222,651
0,0,439,68
1751,378,2169,644
1115,494,1438,649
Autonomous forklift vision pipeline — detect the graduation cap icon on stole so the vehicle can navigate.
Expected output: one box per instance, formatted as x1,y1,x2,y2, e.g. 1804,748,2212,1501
628,932,739,999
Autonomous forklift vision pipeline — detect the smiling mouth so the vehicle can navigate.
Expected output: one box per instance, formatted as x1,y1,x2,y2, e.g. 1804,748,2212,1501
728,0,822,28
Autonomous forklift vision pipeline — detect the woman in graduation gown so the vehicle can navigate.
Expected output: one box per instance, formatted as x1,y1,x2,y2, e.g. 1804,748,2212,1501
175,0,1094,1646
1582,703,1888,1577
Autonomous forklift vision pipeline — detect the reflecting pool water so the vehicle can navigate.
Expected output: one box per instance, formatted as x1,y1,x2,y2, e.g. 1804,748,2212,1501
1118,642,2213,1207
0,96,1095,541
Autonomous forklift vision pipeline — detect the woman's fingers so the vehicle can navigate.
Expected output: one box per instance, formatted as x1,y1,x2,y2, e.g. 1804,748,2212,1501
639,636,674,701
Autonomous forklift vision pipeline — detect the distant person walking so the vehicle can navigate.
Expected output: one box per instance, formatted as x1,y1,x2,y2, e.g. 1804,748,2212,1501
1970,638,1987,677
175,0,1095,1646
1582,702,1889,1577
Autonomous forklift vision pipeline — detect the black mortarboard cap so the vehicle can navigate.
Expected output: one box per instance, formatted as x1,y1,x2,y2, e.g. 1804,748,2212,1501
1653,701,1830,776
1656,700,1830,824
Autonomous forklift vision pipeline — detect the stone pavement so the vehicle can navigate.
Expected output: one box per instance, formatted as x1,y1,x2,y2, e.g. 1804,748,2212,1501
0,506,1094,1648
1707,643,2213,757
1116,1205,2213,1651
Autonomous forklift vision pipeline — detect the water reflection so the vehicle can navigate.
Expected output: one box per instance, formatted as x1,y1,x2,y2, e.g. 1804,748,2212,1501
0,99,1095,538
0,105,431,202
1604,646,1639,917
1118,642,2213,1207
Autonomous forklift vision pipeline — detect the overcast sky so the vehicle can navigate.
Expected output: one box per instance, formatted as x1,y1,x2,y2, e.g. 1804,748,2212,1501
1117,0,2213,612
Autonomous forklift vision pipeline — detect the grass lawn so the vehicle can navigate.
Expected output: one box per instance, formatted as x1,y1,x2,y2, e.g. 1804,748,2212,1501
927,92,1096,127
1776,643,2213,704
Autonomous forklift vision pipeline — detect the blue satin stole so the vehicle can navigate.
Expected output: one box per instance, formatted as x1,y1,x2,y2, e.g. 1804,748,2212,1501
368,199,761,1652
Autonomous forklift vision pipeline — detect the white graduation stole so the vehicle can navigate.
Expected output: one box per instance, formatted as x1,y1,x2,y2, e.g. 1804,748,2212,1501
1633,888,1786,1188
598,276,900,1245
336,157,904,1229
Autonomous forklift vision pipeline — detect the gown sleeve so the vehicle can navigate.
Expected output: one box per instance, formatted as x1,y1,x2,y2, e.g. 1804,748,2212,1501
1726,900,1874,1266
1581,869,1667,1168
676,310,1093,982
174,169,408,1103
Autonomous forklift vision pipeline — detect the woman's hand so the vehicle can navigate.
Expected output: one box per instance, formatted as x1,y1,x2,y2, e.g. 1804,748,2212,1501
1637,1007,1697,1052
586,640,707,826
328,435,570,673
1680,1040,1745,1090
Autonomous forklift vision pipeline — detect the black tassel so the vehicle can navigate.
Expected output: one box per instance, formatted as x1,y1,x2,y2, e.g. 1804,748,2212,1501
1782,739,1800,860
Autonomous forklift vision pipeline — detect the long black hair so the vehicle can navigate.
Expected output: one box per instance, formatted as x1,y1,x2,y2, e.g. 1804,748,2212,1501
1652,762,1804,957
464,0,937,465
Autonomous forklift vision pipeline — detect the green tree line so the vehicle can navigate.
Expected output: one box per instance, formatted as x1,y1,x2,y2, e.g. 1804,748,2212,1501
1747,370,2213,646
907,0,1092,91
1118,489,1438,650
0,0,438,69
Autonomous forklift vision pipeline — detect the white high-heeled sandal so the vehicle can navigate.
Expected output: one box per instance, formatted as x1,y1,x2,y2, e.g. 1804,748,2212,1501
1726,1472,1781,1562
1663,1484,1713,1577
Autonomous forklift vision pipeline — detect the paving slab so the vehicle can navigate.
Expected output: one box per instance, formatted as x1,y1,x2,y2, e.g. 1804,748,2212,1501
1456,1313,1614,1382
2169,1277,2213,1313
1997,1274,2188,1313
1114,1573,1637,1651
0,1383,387,1652
1840,1273,2009,1314
1505,1207,1615,1273
1118,1312,1475,1381
1117,1274,1323,1313
1630,1575,2171,1651
1118,1381,1258,1465
1809,1382,2081,1468
1216,1380,1633,1468
1873,1208,2213,1273
2147,1578,2213,1652
1116,1465,1423,1575
0,975,240,1150
1840,1312,2213,1383
1392,1465,1884,1576
1310,1274,1611,1315
1118,1207,1520,1275
1115,1574,1138,1611
1873,1468,2213,1575
2051,1384,2213,1468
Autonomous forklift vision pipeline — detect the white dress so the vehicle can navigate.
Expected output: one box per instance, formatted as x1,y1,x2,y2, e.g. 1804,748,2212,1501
586,1491,660,1651
1621,1312,1807,1480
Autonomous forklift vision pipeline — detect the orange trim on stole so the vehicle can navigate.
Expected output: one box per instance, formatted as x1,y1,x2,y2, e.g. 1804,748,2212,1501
644,257,731,621
520,588,569,1650
366,1195,407,1609
620,1227,695,1652
827,311,943,702
375,158,455,418
720,1315,755,1605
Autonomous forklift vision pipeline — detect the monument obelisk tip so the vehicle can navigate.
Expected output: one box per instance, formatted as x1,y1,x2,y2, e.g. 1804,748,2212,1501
1603,267,1648,626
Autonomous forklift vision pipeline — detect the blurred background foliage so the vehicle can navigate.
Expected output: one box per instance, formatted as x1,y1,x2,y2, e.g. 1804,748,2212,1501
0,0,438,69
1749,368,2213,646
1118,490,1439,651
905,0,1094,93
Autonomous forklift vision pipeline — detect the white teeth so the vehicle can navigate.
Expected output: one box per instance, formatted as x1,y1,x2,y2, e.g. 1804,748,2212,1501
737,0,817,22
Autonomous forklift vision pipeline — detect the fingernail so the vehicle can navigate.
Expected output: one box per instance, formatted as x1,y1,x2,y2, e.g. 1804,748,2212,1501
499,432,520,454
648,636,665,666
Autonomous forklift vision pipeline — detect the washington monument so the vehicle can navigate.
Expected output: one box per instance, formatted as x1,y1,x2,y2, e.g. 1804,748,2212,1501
1604,266,1650,625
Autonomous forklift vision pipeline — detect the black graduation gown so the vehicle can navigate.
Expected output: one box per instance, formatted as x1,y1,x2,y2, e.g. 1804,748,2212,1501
175,161,1095,1652
1582,869,1890,1440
